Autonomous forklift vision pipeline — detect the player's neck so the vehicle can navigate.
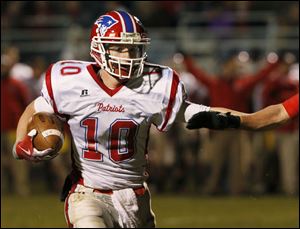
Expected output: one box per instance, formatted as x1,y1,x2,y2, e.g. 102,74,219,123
98,69,122,89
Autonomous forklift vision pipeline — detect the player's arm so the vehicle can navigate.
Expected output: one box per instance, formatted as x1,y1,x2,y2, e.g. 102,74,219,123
186,105,289,131
239,94,298,130
185,105,290,131
13,96,55,161
239,104,289,130
186,94,298,131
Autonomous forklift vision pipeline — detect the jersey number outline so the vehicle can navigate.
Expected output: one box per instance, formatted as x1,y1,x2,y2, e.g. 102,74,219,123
81,118,138,162
60,61,82,76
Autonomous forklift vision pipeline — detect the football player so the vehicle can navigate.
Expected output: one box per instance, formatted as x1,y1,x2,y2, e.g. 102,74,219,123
12,11,243,228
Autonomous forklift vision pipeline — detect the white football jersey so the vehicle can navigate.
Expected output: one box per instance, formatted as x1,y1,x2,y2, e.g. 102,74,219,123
40,60,189,190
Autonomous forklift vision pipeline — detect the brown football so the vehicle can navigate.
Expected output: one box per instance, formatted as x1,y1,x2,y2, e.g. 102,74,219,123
27,112,64,154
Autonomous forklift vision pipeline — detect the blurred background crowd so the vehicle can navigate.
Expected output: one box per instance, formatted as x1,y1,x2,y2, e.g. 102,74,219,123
1,1,299,197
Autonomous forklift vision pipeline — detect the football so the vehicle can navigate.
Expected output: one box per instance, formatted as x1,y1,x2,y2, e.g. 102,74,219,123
27,112,64,156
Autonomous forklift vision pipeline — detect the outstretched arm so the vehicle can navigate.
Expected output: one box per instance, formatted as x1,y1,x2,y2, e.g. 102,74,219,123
239,104,290,130
186,93,298,131
240,93,298,130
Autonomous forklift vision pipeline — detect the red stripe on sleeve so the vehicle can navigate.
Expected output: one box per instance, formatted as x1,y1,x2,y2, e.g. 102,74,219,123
282,93,299,118
45,64,59,114
160,70,180,131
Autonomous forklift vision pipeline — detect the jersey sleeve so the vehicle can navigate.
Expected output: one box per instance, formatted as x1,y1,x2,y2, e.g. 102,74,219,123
40,60,90,116
153,69,187,132
34,96,55,113
40,64,59,114
282,93,299,118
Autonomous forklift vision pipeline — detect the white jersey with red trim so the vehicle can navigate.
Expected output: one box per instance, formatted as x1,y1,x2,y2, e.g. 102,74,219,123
40,60,187,190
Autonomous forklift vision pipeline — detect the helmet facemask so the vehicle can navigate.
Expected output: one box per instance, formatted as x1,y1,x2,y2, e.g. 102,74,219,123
91,32,150,79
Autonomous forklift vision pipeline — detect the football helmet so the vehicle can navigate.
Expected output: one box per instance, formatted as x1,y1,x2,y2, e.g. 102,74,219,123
90,11,150,79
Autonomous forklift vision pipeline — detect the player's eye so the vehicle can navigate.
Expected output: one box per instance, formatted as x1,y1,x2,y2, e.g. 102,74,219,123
129,46,145,57
108,46,125,53
107,45,145,58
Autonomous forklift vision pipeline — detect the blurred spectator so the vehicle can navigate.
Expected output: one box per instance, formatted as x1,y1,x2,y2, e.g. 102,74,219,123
182,50,279,112
171,53,209,192
181,50,280,195
147,126,176,193
5,46,36,101
1,52,31,196
30,56,48,97
167,52,209,104
261,54,299,195
4,46,26,74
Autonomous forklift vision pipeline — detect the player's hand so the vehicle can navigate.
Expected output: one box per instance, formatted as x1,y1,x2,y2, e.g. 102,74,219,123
186,111,241,130
12,129,54,162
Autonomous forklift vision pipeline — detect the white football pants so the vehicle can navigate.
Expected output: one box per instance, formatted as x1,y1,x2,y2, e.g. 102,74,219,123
64,183,156,228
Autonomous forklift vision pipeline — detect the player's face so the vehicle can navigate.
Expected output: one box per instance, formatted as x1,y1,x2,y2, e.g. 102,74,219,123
107,44,144,59
106,44,146,77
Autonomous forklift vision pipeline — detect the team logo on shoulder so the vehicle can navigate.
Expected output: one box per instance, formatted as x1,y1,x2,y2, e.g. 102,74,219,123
95,15,118,36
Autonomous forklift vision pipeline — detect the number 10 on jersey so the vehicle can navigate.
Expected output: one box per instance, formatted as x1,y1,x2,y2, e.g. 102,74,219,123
80,117,138,162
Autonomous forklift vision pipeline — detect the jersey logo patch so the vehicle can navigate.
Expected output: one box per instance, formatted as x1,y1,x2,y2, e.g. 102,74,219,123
80,89,89,97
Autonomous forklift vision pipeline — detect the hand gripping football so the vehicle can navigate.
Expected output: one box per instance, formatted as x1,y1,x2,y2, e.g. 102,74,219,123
27,112,64,155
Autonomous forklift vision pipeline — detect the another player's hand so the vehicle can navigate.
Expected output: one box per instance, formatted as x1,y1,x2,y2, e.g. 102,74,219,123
12,129,54,162
186,111,241,130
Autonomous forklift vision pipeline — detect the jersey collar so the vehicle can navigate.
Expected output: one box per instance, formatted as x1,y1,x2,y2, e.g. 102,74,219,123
87,64,124,97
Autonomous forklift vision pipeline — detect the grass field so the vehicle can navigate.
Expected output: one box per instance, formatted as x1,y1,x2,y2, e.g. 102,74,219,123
1,194,299,228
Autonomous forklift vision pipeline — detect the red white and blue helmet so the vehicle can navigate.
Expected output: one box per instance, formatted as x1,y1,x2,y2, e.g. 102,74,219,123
90,11,150,79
